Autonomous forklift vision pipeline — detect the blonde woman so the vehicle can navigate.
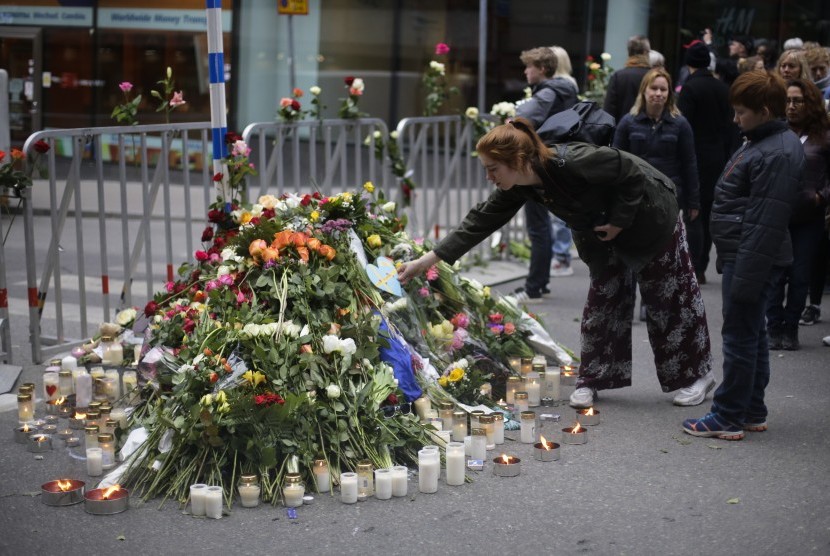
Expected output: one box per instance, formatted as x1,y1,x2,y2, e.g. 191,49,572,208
778,49,811,81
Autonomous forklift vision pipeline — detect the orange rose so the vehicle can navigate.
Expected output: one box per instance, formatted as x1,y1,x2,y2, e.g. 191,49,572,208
249,239,267,258
318,245,336,261
307,237,321,251
261,247,279,262
272,230,293,250
193,290,206,303
296,245,309,263
300,344,313,354
292,232,308,247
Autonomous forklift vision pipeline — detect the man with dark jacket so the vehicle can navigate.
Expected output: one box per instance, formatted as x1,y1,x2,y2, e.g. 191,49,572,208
603,35,651,123
683,70,804,440
677,40,741,282
512,47,578,302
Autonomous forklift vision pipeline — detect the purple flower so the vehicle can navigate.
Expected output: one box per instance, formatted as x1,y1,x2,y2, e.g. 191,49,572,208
320,218,353,234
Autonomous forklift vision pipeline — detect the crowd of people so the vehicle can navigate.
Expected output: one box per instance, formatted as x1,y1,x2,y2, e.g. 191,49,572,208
400,29,829,441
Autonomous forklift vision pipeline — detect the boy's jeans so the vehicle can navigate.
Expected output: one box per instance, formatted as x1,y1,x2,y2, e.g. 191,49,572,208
711,262,783,425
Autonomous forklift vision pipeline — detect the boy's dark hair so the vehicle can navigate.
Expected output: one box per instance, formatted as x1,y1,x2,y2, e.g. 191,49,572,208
627,35,650,56
520,47,558,77
729,70,787,118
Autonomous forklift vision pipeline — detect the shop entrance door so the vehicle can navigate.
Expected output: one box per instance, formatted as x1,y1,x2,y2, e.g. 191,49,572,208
0,27,42,146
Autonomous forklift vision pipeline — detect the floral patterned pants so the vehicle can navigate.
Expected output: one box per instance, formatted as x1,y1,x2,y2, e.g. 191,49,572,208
577,219,712,393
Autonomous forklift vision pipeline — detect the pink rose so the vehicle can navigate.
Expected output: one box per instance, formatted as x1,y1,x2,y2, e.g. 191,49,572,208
504,322,516,335
280,97,293,108
435,43,450,55
119,82,133,93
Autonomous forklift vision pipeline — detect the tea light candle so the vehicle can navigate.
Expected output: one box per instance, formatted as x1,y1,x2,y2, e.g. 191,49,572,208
374,468,393,499
533,437,561,462
57,403,74,419
66,436,81,447
29,434,52,452
58,428,73,440
576,407,601,426
190,483,208,516
418,448,439,493
44,415,59,426
14,423,35,443
41,424,57,436
340,472,358,504
561,422,588,445
445,442,465,486
69,412,87,430
313,459,330,493
86,447,103,476
413,396,431,420
84,485,129,515
451,410,467,442
492,454,521,477
391,466,408,497
45,396,67,415
41,478,85,506
204,486,223,519
238,476,261,508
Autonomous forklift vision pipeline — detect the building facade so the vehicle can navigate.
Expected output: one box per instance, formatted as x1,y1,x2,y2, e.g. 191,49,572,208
1,0,829,146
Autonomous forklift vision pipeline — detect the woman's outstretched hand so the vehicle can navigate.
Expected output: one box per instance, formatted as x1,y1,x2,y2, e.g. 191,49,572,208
593,223,623,241
397,251,441,284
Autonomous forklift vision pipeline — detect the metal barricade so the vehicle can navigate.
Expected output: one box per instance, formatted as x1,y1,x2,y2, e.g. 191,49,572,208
21,123,214,363
242,118,393,201
0,187,17,364
394,115,525,260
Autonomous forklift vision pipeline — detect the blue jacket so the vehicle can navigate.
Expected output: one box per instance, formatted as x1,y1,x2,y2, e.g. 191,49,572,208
516,78,578,129
613,111,701,211
711,120,804,303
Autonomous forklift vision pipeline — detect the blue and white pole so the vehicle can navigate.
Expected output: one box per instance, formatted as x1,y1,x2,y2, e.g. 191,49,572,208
205,0,229,209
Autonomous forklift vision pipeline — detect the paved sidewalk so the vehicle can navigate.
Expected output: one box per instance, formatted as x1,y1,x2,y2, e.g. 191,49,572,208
1,259,829,555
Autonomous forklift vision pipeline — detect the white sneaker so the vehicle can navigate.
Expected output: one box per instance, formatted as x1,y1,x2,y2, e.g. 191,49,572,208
672,372,716,406
823,335,830,347
569,387,596,408
551,260,574,277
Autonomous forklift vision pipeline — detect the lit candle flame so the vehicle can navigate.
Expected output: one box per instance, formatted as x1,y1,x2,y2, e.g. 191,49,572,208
584,407,595,416
562,365,573,372
57,480,73,492
35,435,47,443
74,412,87,419
22,423,30,432
500,454,510,464
55,396,66,405
540,435,551,450
570,422,583,434
102,485,121,499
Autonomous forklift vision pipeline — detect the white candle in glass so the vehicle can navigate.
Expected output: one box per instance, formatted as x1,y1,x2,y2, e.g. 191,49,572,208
445,442,465,486
75,372,92,408
520,411,536,444
493,413,505,445
469,429,487,460
313,459,330,493
190,483,208,516
544,367,561,400
283,484,305,508
43,370,60,402
418,448,439,493
514,392,529,413
505,376,521,404
340,472,358,504
525,372,541,407
451,411,467,442
204,486,223,519
374,468,392,500
423,408,438,425
61,355,78,371
86,447,103,476
427,417,443,431
238,483,260,508
391,466,408,497
413,396,431,420
104,369,121,402
110,408,128,430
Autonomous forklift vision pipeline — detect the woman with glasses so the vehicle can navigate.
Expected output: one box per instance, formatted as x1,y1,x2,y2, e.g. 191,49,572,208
612,68,702,321
766,79,830,350
397,118,715,410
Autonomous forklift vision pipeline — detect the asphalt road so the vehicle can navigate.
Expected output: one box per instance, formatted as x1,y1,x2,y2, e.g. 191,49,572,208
1,255,828,556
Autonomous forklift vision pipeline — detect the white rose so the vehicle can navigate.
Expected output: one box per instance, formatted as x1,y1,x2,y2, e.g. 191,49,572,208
284,194,301,209
465,106,479,119
242,323,261,337
258,194,278,209
430,61,445,75
153,315,162,324
340,338,357,355
382,201,396,213
115,308,137,326
310,86,321,95
390,130,399,139
601,52,612,61
283,321,302,338
326,384,341,399
250,204,264,216
217,265,231,276
351,78,364,92
322,334,341,354
300,324,310,337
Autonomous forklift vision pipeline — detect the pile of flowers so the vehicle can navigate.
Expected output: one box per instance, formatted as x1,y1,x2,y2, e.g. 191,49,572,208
121,181,570,504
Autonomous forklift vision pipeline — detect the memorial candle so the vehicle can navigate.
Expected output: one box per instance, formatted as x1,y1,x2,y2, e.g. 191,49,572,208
238,475,261,508
190,483,208,516
340,472,358,504
17,393,34,424
391,466,408,497
451,410,467,442
374,468,392,500
313,459,330,493
204,486,223,519
445,442,465,486
282,473,305,508
418,448,439,493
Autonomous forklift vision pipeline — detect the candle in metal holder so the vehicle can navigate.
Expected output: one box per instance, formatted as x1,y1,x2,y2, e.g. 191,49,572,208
41,479,85,506
57,403,74,419
57,428,73,440
14,423,35,444
84,485,129,515
45,396,67,416
69,411,88,430
533,437,561,462
28,433,53,453
561,422,588,445
65,436,81,447
559,366,577,386
41,424,58,436
44,415,59,427
492,454,521,477
575,407,601,426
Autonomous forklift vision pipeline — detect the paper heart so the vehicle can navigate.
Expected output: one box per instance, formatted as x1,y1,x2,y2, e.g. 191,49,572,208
366,256,402,297
46,384,57,397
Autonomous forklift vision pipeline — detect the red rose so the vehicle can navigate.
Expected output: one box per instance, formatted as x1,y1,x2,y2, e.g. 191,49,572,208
291,99,301,111
488,312,503,324
387,393,398,405
33,140,50,154
262,208,275,219
209,372,219,383
300,194,312,206
212,236,226,249
195,250,209,261
207,209,225,223
143,300,159,317
212,172,224,182
201,226,214,242
183,319,195,333
225,131,242,144
344,76,355,86
312,192,322,200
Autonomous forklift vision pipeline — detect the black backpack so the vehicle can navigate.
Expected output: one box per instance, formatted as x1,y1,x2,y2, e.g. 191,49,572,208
536,100,616,147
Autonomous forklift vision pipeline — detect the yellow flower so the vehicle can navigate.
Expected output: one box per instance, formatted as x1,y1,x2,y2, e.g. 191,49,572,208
363,181,375,193
482,286,491,299
310,210,320,222
240,212,253,224
242,370,266,388
341,192,353,202
217,402,231,414
367,234,382,248
200,394,213,406
215,390,227,404
448,368,465,382
438,376,449,387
